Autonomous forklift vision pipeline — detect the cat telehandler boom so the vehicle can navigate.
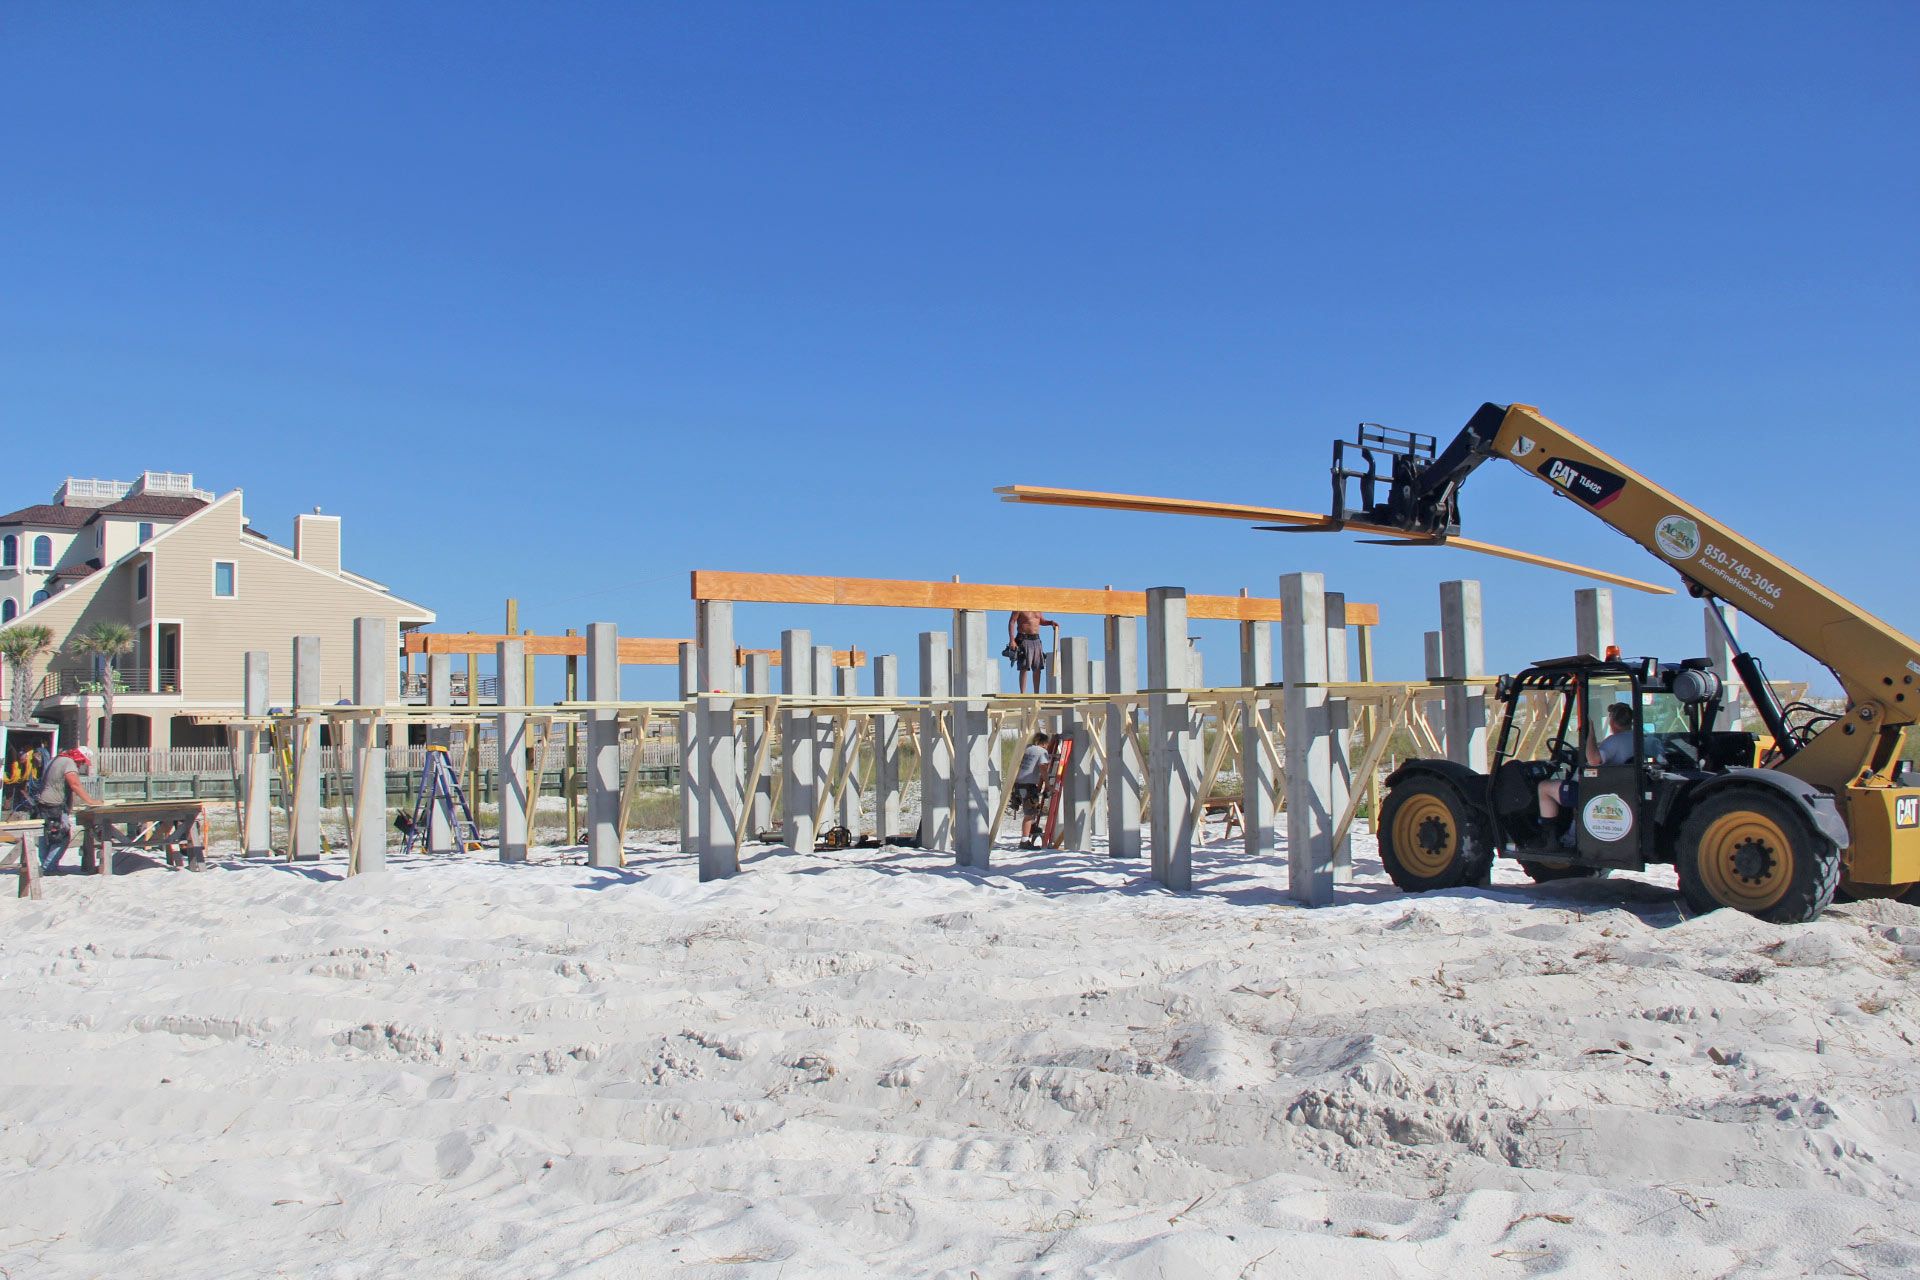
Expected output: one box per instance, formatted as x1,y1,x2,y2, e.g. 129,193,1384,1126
1343,403,1920,922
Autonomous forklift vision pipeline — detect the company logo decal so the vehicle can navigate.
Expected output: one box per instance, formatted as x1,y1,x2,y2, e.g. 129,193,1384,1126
1509,435,1536,459
1582,793,1634,843
1898,796,1919,829
1537,456,1627,508
1655,514,1701,561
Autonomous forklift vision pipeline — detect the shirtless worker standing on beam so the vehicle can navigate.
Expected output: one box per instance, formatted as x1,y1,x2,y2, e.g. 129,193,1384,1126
1008,610,1058,694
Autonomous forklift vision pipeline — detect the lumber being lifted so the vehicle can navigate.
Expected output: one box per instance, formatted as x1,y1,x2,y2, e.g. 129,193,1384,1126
404,633,866,667
994,485,1674,597
690,570,1380,625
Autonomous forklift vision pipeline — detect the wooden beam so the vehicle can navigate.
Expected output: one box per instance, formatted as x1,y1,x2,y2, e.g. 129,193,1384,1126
689,570,1379,626
996,484,1675,596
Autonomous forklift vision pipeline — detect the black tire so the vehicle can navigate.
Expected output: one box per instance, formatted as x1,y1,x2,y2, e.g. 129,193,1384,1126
1378,774,1494,892
1518,860,1612,884
1676,787,1840,924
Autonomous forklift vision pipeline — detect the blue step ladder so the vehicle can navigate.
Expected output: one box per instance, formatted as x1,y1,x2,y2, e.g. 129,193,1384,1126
400,745,483,854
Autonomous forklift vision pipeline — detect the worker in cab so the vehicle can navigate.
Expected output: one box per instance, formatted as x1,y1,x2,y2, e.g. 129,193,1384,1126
1537,701,1635,844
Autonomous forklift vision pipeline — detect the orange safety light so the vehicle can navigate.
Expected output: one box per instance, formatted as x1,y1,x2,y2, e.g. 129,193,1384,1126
1604,645,1622,661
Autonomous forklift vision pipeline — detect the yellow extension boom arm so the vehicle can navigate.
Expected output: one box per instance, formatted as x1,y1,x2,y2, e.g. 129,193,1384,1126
1414,404,1910,884
1477,405,1920,791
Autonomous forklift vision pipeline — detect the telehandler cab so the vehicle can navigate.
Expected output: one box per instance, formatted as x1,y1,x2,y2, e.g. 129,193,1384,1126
1381,651,1850,921
1347,404,1920,923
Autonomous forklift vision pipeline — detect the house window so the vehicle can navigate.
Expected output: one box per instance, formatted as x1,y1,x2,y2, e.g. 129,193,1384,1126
136,563,149,600
31,589,48,606
213,561,237,598
138,522,154,543
31,536,51,568
1,535,13,567
1,600,13,622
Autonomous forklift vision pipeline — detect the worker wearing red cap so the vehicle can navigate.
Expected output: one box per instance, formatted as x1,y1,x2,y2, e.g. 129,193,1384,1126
37,745,97,874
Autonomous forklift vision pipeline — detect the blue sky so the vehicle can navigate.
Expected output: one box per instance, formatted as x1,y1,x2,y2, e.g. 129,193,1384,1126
5,3,1915,699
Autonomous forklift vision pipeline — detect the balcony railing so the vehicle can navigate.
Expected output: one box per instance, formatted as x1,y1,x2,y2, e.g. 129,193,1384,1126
38,667,183,698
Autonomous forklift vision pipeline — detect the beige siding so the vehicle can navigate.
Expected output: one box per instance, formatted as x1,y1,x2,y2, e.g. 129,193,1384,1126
1,559,145,702
9,563,120,646
148,496,429,706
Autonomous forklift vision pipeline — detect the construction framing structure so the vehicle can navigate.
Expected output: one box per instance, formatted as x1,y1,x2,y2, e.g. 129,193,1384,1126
158,571,1748,908
211,568,1496,908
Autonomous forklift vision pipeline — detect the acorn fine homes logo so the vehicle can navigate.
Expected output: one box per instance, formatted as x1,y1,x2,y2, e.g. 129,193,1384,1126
1582,793,1634,842
1655,514,1700,561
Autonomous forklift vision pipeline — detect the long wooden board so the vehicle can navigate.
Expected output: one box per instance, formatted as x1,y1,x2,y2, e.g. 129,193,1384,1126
995,484,1675,596
689,571,1381,626
404,633,865,667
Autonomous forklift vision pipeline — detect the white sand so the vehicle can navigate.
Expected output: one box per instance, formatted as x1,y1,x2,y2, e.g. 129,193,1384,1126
5,829,1920,1278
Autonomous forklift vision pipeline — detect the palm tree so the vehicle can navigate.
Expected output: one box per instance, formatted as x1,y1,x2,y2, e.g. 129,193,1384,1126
0,624,54,724
68,623,137,756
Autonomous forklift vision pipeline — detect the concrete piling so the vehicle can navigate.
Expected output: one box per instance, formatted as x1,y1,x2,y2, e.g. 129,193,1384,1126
350,618,388,873
678,643,701,852
918,631,952,850
1086,657,1107,843
1575,587,1614,658
1058,635,1094,851
1104,616,1143,859
835,663,861,836
1440,580,1487,773
243,651,272,857
1282,573,1334,906
780,629,816,852
291,635,322,862
952,610,993,869
1421,627,1449,759
1239,620,1278,861
695,603,741,880
497,639,529,862
426,654,455,854
585,622,620,868
873,655,902,842
1146,588,1198,890
1705,602,1744,732
1326,592,1353,880
743,653,774,836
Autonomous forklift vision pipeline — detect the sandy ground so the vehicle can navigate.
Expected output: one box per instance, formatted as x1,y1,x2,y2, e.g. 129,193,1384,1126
5,826,1920,1278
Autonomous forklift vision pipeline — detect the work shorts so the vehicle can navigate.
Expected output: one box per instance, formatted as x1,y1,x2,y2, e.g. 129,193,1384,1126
1016,634,1045,672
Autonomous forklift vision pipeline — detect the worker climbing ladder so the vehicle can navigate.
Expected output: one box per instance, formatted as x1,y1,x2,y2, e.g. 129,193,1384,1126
400,745,483,855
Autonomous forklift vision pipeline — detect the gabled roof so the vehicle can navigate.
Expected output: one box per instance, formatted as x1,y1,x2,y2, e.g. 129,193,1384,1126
0,504,93,529
94,495,207,519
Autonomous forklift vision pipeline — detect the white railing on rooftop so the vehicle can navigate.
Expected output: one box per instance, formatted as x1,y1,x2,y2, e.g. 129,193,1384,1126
131,471,210,499
52,472,212,507
54,478,132,505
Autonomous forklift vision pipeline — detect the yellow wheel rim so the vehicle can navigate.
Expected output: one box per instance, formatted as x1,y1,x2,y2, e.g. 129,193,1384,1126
1695,810,1793,911
1392,793,1458,877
